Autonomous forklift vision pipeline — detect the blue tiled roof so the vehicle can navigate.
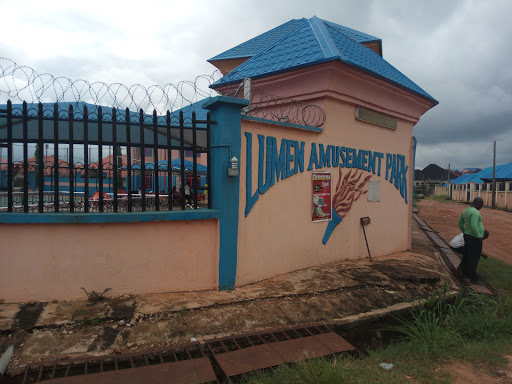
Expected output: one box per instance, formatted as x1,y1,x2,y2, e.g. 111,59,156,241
211,16,437,104
209,19,308,61
450,162,512,184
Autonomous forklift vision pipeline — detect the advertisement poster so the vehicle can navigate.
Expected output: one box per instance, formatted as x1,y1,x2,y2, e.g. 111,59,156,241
312,171,332,222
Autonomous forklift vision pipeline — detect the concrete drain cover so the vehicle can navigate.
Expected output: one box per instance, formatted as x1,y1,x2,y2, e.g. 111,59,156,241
206,324,356,381
20,342,217,384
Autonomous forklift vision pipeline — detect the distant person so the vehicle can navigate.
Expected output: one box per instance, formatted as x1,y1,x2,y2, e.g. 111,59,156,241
458,197,486,284
185,183,191,205
450,230,489,258
171,186,179,205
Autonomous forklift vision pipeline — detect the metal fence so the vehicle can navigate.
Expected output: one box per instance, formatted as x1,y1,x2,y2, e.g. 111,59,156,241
0,100,212,213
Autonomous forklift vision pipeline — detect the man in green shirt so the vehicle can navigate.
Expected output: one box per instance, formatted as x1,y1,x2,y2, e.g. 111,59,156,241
458,197,485,284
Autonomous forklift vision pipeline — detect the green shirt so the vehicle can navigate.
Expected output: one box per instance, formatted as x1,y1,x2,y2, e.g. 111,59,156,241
458,207,484,238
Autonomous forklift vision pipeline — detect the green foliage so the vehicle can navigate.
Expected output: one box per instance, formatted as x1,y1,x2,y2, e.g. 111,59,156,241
81,287,111,303
245,268,512,384
478,257,512,295
426,194,451,202
72,305,105,326
388,286,463,360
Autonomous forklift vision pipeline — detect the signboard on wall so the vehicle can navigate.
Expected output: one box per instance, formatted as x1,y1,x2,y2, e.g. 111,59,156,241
312,171,332,222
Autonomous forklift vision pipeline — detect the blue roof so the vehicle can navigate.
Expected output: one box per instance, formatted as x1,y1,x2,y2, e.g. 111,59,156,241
209,19,309,61
449,162,512,184
128,159,207,172
1,99,210,126
209,18,380,62
211,16,437,104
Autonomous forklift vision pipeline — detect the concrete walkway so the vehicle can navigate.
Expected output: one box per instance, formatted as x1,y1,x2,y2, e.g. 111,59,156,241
0,219,459,376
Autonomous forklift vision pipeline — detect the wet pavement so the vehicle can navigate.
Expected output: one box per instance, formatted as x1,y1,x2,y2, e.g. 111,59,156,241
0,218,460,376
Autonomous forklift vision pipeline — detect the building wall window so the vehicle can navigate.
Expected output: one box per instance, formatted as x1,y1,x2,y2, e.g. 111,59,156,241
144,174,152,190
185,174,201,187
145,148,153,156
185,150,201,158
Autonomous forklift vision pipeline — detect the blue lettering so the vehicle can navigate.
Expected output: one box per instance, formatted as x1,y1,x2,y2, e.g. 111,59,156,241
296,141,305,173
332,146,340,167
286,140,294,177
307,143,319,171
375,152,384,176
257,135,272,194
385,153,392,180
346,148,353,168
244,132,259,217
340,147,346,167
270,137,286,184
402,158,409,203
318,144,331,168
368,151,376,174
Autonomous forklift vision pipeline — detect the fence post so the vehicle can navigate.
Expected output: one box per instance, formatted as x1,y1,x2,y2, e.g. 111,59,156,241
204,96,249,291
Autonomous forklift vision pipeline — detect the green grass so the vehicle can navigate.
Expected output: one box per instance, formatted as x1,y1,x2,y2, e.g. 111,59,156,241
426,194,452,202
244,262,512,384
478,257,512,294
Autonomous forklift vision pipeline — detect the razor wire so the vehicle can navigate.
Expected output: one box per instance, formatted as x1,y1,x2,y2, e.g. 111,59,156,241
220,80,326,128
0,57,221,116
0,57,326,127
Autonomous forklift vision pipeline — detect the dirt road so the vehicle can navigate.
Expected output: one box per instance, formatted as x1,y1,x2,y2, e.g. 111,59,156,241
416,199,512,265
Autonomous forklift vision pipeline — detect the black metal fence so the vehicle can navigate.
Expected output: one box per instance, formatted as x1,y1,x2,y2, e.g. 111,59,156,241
0,100,212,213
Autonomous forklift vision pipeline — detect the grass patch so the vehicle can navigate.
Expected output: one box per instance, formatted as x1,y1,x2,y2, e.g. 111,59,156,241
426,194,451,202
478,257,512,294
245,262,512,383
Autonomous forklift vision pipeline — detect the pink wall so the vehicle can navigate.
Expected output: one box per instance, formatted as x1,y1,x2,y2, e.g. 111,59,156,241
235,61,434,286
0,219,219,302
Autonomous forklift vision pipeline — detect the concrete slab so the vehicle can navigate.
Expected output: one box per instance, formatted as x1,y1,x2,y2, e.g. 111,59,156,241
20,327,105,359
0,303,20,331
36,302,86,327
135,289,248,317
1,228,461,376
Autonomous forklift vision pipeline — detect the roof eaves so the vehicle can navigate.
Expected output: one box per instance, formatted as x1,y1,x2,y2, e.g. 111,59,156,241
207,55,252,63
338,58,439,104
320,19,381,43
210,57,336,89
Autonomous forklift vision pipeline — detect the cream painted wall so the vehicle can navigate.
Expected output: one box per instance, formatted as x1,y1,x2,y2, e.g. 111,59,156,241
236,97,415,285
0,219,219,302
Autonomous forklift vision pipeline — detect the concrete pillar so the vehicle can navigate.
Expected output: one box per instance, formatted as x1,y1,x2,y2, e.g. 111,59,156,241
203,96,249,290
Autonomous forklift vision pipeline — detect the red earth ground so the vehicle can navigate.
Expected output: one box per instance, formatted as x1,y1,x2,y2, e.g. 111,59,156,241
417,199,512,383
416,199,512,266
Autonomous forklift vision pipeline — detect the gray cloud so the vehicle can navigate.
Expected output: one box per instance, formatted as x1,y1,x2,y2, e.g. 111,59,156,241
1,0,511,171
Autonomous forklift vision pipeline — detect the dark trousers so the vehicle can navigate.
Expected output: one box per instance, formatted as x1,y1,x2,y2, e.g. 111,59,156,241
452,247,464,255
461,234,482,280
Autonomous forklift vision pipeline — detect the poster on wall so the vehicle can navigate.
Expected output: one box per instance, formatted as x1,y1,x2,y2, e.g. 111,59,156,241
312,171,332,222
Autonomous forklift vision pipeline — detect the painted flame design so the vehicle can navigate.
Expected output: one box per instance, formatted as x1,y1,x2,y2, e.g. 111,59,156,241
332,168,372,219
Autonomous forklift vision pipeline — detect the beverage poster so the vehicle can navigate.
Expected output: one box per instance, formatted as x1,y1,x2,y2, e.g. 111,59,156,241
312,171,332,222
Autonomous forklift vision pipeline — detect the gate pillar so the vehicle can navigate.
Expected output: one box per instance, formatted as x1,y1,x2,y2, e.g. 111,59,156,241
204,96,249,290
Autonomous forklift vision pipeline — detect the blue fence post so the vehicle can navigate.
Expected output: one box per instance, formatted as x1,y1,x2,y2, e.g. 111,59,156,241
203,96,249,291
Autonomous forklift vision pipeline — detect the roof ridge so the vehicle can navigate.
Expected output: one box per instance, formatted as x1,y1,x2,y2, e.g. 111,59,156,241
308,16,339,59
212,20,313,85
320,19,381,42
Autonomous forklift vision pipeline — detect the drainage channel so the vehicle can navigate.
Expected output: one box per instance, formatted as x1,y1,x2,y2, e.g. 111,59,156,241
6,342,217,384
2,325,357,384
413,214,495,295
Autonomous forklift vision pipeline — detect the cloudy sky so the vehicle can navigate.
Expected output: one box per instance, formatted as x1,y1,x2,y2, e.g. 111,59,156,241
1,0,511,170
